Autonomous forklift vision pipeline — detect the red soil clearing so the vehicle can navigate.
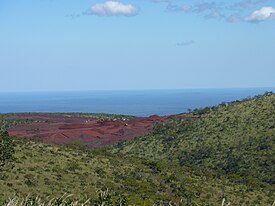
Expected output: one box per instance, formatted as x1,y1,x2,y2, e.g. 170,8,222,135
6,114,191,148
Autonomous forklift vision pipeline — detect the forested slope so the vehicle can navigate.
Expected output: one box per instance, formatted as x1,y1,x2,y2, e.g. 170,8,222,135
111,93,275,187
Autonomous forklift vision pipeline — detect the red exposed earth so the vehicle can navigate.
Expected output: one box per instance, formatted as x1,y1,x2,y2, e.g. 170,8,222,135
5,113,191,147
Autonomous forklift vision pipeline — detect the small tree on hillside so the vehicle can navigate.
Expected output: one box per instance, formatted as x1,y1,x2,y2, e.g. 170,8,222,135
0,129,15,171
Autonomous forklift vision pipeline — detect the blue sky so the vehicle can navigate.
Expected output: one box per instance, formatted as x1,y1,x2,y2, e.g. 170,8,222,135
0,0,274,92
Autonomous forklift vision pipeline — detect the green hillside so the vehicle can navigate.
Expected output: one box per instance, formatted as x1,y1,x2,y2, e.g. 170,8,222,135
3,140,272,205
0,93,274,205
111,93,275,186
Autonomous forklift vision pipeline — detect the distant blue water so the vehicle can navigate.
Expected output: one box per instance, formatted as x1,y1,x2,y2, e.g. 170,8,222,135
0,88,274,117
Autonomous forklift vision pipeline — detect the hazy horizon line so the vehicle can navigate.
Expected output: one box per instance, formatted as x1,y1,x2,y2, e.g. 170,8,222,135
0,86,274,94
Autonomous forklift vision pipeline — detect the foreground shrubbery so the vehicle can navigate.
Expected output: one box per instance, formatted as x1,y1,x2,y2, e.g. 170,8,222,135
5,191,127,206
6,195,87,206
3,193,245,206
3,140,257,205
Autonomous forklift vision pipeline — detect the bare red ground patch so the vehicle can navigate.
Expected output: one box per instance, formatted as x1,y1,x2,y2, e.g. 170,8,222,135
5,113,192,147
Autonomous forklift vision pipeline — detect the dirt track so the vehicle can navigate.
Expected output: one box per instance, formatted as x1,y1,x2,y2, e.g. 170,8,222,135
6,114,181,147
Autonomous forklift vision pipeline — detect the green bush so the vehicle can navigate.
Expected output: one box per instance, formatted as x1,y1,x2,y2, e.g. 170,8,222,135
0,129,15,171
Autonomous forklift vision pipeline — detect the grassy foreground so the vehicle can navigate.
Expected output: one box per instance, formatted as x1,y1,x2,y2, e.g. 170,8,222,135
0,93,274,205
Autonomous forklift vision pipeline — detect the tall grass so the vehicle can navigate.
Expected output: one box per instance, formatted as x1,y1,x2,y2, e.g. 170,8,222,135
5,194,89,206
3,194,275,206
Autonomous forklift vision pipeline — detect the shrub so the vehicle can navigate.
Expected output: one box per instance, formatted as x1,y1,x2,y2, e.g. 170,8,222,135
0,129,15,171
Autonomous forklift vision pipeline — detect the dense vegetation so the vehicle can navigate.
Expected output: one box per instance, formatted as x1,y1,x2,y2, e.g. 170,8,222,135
2,140,260,205
111,92,275,186
0,129,15,170
0,93,274,205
